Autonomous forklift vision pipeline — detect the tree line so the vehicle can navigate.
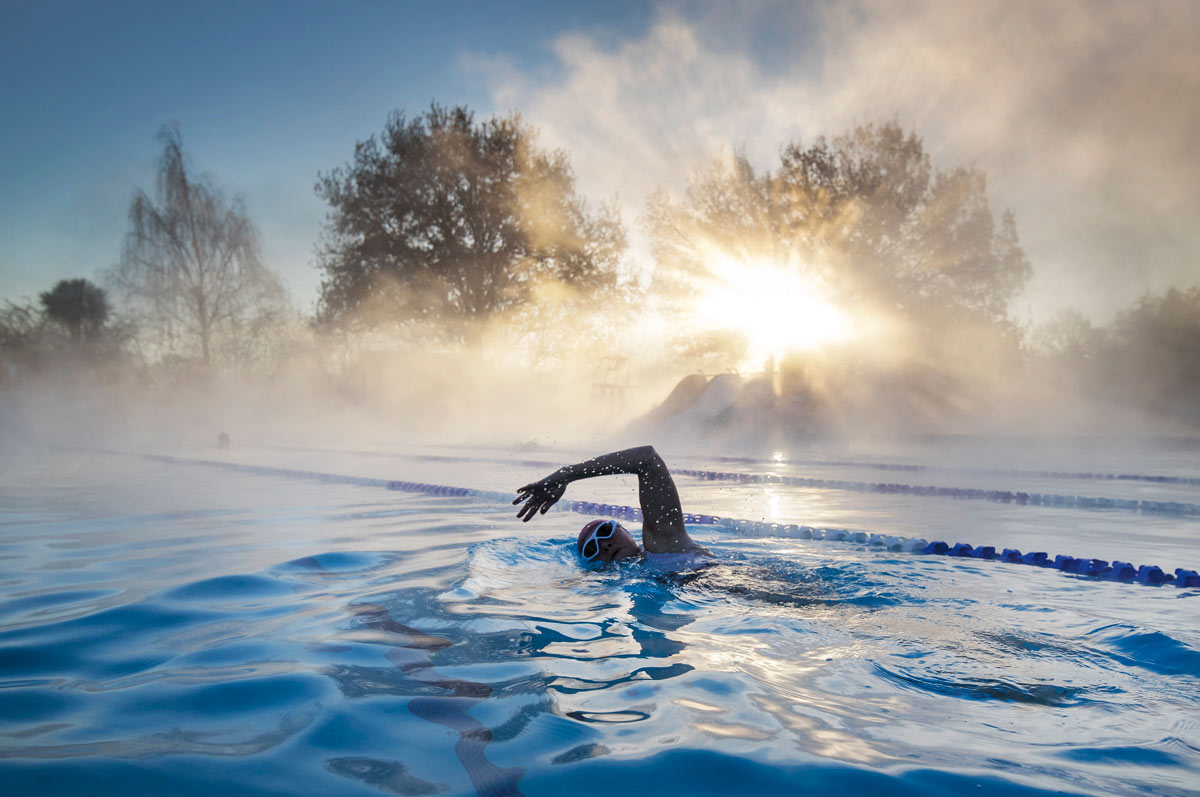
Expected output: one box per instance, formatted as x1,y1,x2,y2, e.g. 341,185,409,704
0,277,131,381
1,104,1198,429
1028,290,1200,428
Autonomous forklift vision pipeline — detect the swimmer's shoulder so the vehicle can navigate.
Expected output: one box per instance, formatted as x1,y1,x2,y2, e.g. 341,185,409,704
643,544,718,572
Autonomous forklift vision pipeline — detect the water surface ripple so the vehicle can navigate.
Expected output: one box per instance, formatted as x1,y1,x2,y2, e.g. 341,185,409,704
0,452,1197,796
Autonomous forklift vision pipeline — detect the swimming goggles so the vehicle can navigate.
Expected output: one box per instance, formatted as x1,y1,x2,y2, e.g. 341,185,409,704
580,520,618,562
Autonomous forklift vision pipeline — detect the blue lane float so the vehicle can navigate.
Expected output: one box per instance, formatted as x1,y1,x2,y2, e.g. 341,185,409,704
672,467,1200,518
240,445,1200,517
116,450,1198,590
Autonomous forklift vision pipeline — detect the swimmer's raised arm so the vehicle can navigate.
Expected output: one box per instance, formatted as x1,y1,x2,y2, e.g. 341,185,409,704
513,445,701,555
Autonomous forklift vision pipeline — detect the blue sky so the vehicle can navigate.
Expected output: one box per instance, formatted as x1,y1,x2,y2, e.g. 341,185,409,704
3,1,1197,322
0,0,654,311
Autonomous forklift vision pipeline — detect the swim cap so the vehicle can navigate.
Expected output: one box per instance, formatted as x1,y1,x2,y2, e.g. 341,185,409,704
577,519,611,554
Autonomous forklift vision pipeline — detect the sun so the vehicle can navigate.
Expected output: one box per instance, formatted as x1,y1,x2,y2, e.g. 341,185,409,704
690,251,852,368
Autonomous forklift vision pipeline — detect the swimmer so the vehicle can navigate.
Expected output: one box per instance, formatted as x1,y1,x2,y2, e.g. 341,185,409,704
514,445,715,570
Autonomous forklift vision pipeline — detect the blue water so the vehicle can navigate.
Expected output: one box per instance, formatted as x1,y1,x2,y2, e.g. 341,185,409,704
1,447,1198,795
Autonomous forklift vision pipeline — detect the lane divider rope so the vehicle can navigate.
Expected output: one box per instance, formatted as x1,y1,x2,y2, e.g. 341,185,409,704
673,468,1200,518
419,441,1200,486
236,444,1200,520
128,452,1199,590
701,454,1200,486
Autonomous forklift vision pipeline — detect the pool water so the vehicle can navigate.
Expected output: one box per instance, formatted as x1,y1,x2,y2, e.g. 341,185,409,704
0,447,1197,796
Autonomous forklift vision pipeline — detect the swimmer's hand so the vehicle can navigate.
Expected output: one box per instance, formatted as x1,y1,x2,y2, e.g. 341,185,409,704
513,479,566,521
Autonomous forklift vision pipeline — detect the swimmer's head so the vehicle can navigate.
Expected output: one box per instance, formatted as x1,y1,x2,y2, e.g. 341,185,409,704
576,519,640,563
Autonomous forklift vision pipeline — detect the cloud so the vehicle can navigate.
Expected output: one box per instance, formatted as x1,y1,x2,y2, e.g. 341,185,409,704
474,0,1200,322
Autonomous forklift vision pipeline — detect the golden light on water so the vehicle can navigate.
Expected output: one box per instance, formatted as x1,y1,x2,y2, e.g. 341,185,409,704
691,252,853,367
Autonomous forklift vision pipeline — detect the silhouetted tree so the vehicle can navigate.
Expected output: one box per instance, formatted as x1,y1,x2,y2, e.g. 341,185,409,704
647,123,1031,349
315,104,625,342
0,300,44,381
1105,287,1200,423
1024,289,1200,428
110,125,287,367
0,286,132,384
38,278,109,340
1028,308,1104,363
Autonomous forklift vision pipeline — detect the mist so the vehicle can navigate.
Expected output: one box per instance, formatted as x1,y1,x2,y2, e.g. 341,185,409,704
487,0,1200,323
3,0,1200,457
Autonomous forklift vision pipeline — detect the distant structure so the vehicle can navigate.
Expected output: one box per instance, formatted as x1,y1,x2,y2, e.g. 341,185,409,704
217,432,231,448
592,356,631,411
625,369,787,449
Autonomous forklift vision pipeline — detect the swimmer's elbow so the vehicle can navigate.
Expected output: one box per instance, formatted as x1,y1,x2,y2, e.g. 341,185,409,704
630,444,660,463
630,445,668,473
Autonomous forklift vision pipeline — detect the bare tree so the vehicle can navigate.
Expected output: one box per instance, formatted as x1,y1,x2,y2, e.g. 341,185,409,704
110,125,287,368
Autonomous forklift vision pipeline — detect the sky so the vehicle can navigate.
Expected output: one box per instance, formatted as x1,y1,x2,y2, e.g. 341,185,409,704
2,0,1197,324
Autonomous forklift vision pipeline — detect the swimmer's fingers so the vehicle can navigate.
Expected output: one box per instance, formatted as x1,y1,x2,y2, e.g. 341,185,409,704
512,484,538,510
512,482,545,506
516,497,544,521
524,503,549,521
513,480,564,520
